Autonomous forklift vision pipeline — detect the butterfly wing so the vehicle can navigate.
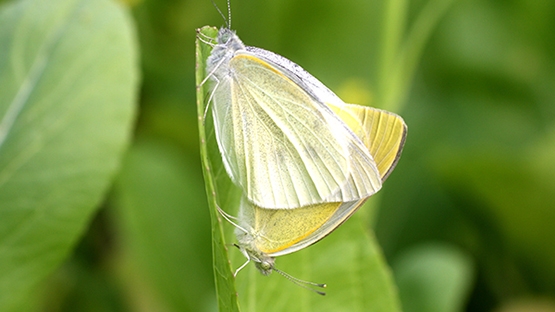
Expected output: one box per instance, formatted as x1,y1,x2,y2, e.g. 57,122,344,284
211,52,382,209
329,103,407,181
238,103,407,257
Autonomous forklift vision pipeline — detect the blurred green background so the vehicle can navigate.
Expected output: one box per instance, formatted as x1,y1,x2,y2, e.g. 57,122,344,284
3,0,555,311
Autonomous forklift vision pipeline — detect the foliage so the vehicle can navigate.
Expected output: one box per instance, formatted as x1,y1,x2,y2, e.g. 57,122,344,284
0,0,137,310
0,0,554,311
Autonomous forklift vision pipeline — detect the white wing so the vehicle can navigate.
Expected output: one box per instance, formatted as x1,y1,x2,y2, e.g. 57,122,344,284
211,52,381,209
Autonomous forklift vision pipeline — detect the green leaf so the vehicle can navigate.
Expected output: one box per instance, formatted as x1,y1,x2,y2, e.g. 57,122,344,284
234,211,402,312
0,0,138,310
196,26,241,312
196,25,401,312
393,244,474,312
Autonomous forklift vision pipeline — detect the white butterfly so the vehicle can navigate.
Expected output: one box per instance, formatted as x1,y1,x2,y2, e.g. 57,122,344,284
204,28,405,210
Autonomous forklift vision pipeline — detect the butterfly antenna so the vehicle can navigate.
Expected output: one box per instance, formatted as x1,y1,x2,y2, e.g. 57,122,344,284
273,267,327,296
210,0,228,28
226,0,232,29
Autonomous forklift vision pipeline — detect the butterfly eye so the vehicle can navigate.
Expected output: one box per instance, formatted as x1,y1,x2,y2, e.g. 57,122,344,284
255,258,274,276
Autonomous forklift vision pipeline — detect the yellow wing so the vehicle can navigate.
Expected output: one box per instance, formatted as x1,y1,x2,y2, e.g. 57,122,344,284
237,198,343,255
238,103,406,257
329,102,407,181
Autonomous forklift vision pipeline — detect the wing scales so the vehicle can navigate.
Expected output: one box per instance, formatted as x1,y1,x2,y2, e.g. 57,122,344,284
328,102,407,181
212,53,382,208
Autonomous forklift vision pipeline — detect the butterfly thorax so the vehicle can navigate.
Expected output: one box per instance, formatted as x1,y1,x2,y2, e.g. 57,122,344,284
206,28,244,80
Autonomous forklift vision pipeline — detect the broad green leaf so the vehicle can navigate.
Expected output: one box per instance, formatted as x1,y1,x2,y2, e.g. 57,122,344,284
393,244,474,312
233,210,402,312
0,0,138,310
197,25,401,312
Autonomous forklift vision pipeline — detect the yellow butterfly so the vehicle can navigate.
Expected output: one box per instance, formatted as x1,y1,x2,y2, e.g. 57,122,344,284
230,102,406,278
